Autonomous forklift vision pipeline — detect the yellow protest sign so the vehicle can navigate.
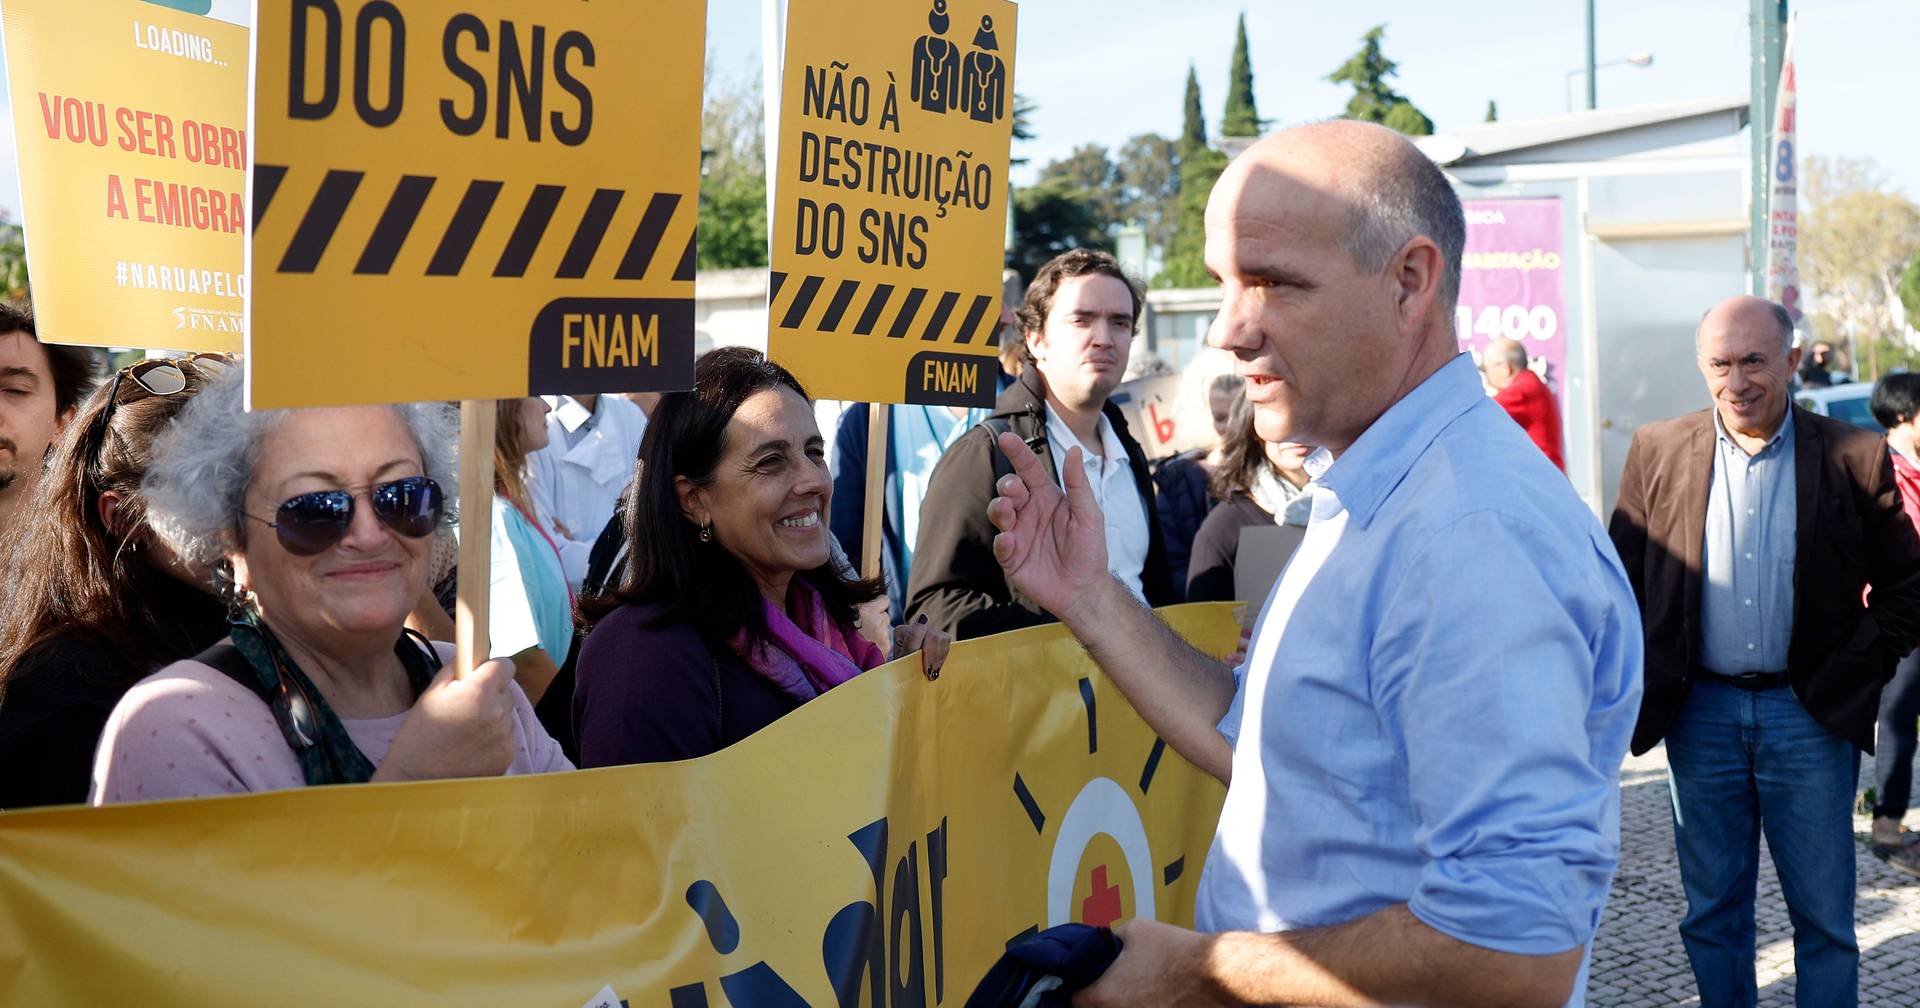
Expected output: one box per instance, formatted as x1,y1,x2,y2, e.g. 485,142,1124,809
245,0,703,409
0,1,246,351
770,0,1016,407
0,604,1234,1007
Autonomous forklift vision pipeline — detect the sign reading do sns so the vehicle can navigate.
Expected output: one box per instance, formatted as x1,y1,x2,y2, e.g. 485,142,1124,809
771,0,1017,407
247,0,702,408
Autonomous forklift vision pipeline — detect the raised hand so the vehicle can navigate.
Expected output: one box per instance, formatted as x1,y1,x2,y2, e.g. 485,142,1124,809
375,657,519,782
985,431,1112,623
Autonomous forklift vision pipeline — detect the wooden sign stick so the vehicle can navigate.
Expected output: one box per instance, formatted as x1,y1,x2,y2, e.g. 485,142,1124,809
859,404,889,580
455,400,495,676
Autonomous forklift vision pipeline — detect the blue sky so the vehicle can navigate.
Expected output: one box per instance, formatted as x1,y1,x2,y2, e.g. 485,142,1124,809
1,1,1913,217
712,0,1920,195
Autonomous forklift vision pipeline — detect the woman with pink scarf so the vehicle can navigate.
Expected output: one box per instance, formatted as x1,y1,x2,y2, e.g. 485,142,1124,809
574,348,950,765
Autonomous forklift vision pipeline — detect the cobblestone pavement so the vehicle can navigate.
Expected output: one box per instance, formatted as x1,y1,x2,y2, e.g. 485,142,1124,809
1589,747,1920,1006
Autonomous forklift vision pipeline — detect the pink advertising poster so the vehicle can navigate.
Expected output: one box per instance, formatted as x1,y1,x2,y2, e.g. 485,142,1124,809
1456,197,1567,394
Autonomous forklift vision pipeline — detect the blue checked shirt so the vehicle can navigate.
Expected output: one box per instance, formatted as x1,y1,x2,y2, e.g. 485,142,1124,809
1196,355,1643,1007
1698,409,1796,675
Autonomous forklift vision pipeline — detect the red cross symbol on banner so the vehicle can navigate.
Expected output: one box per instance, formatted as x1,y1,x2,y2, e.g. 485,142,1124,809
1080,865,1123,928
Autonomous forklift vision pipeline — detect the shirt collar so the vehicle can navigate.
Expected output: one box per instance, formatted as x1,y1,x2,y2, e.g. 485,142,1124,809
1316,353,1485,529
1044,406,1123,466
546,395,596,434
1711,403,1794,457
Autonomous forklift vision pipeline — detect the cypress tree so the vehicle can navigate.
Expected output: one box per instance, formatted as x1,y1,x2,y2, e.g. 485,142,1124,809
1180,64,1207,157
1221,13,1260,137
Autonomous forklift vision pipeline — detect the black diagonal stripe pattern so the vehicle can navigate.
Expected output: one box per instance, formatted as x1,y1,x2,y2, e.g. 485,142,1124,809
253,164,289,230
493,184,567,278
780,275,825,330
615,192,681,280
426,180,503,277
773,276,1000,344
557,188,625,279
355,175,436,275
263,172,693,283
279,169,363,274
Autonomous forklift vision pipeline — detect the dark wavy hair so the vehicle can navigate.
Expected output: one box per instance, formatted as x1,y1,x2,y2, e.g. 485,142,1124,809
581,347,883,648
1014,248,1142,365
0,359,218,700
1209,384,1267,501
0,299,97,416
1871,372,1920,430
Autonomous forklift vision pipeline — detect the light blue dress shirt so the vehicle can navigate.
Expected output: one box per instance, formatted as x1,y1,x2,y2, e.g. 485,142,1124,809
1196,354,1643,1007
1698,409,1796,675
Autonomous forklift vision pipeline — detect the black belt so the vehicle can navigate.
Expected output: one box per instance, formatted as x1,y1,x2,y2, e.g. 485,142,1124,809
1700,669,1790,692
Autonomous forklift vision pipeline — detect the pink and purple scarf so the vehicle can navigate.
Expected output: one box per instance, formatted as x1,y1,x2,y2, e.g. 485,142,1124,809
728,580,886,702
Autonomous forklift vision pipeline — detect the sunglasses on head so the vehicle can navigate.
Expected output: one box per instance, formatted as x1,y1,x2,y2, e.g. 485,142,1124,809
245,476,444,556
86,352,236,460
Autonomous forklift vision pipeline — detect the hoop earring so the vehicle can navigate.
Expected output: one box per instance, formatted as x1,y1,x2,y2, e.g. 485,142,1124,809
698,523,713,543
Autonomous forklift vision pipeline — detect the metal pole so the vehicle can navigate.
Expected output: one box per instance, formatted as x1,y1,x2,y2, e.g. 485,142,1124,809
1585,0,1597,110
1749,0,1788,294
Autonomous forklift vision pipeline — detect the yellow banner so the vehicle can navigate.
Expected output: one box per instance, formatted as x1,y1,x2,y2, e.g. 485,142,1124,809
0,0,247,351
0,604,1233,1006
245,0,704,409
769,0,1016,407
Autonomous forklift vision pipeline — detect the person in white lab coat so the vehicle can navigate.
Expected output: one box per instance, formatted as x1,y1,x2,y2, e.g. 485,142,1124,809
526,394,649,589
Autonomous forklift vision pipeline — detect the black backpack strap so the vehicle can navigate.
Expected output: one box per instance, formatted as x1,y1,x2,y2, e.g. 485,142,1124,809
980,410,1046,487
195,640,268,701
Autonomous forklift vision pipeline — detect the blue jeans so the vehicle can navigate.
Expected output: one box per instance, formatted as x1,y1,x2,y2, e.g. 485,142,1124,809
1873,648,1920,819
1666,679,1860,1008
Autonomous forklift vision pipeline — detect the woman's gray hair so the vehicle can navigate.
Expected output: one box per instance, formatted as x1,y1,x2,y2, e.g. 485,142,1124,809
142,369,459,572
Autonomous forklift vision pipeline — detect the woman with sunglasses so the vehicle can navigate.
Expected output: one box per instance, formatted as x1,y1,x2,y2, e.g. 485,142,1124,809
573,348,950,767
89,372,569,802
0,355,228,808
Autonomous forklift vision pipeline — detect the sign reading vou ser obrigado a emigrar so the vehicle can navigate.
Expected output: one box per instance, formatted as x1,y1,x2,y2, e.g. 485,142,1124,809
245,0,703,409
0,0,247,352
770,0,1017,408
0,605,1235,1007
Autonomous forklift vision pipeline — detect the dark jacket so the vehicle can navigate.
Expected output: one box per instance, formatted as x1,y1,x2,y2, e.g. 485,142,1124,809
573,601,802,766
1185,494,1272,603
906,369,1177,638
1609,405,1920,754
1151,449,1212,592
830,402,907,622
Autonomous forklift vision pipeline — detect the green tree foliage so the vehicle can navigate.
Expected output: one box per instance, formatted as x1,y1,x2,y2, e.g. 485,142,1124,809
1160,147,1227,288
1009,181,1109,284
1900,252,1920,330
1800,156,1920,380
1011,93,1037,166
697,65,767,269
1485,100,1498,123
1037,143,1121,226
1180,64,1207,156
0,223,28,300
1221,13,1261,138
1115,134,1182,255
1327,25,1432,137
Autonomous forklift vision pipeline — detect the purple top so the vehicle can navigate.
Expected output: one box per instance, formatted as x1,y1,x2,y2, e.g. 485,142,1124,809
574,602,803,766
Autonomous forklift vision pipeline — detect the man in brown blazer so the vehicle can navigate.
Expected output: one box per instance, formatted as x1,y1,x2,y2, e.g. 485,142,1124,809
1609,295,1920,1007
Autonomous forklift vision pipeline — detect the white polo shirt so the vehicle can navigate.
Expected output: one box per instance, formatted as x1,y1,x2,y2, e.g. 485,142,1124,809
1044,408,1151,601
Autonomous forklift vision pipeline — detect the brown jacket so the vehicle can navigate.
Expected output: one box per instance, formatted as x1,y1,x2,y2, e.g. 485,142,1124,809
1608,406,1920,754
905,369,1176,638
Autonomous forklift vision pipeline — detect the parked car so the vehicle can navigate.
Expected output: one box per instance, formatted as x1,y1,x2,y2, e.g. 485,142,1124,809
1796,381,1882,434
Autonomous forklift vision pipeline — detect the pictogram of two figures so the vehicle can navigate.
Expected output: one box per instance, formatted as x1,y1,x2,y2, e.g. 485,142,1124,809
910,0,1005,124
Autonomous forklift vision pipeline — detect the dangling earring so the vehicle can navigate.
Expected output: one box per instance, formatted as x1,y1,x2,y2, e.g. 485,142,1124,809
698,523,713,543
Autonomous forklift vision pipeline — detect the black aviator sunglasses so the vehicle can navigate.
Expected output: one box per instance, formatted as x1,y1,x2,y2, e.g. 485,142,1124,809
245,476,445,556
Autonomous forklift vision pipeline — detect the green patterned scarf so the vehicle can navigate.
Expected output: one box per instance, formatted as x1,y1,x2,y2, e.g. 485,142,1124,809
226,611,439,787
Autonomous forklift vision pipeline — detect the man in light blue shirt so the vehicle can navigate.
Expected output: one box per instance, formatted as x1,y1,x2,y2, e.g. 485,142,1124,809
983,121,1641,1007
